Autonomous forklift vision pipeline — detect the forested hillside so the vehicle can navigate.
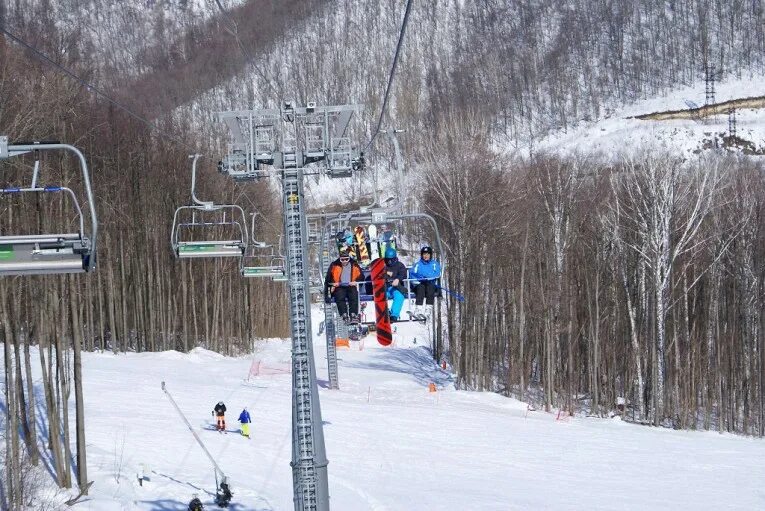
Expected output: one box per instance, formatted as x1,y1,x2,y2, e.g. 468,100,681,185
2,0,765,439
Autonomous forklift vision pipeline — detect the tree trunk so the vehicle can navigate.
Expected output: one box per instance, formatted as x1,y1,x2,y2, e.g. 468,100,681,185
69,275,89,493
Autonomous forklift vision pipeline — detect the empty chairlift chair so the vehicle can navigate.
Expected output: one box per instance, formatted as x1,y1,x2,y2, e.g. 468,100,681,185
0,138,98,276
170,155,247,259
240,215,286,277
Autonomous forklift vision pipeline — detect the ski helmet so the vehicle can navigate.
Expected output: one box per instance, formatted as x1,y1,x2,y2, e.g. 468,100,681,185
421,246,433,257
384,247,397,259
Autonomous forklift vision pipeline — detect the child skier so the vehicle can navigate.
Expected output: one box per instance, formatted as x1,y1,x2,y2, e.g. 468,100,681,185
238,407,252,438
212,401,227,432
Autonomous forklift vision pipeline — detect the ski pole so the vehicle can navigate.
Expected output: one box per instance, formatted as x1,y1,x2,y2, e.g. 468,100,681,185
436,284,465,302
409,272,465,303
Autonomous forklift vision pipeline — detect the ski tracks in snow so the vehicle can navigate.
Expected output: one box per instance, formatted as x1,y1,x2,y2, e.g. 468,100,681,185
330,474,390,511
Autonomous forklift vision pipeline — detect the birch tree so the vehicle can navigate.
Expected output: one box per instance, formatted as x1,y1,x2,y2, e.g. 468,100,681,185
612,154,723,422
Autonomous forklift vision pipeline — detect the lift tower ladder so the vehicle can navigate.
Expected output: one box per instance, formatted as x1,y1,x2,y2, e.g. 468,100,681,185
282,159,328,511
317,221,339,389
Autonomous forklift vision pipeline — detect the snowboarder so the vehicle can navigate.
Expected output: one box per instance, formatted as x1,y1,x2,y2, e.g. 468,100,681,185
324,248,365,323
409,246,442,318
383,247,408,322
212,401,227,432
188,495,204,511
238,407,252,438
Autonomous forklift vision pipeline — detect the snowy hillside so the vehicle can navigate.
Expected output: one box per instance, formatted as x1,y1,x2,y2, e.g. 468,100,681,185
534,71,765,159
9,305,765,510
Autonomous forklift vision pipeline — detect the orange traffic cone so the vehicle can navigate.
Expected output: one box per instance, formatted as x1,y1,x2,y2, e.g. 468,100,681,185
428,383,437,393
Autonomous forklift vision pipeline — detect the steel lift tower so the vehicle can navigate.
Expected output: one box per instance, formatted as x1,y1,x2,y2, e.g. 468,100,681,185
218,102,363,511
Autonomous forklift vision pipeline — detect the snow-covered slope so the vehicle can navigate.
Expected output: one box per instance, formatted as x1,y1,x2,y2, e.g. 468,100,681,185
7,306,765,510
534,71,765,159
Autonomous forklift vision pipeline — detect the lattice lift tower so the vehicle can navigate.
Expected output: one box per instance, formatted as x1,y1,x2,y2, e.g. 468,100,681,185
218,102,363,511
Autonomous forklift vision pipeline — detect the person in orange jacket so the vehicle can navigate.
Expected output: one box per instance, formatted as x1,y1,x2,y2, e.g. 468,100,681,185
324,248,365,323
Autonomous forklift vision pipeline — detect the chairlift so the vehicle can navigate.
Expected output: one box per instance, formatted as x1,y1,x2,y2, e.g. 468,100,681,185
241,214,286,278
171,155,247,259
318,209,446,317
0,138,97,276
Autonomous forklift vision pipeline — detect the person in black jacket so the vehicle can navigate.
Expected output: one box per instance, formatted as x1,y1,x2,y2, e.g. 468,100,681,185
188,495,204,511
212,401,226,431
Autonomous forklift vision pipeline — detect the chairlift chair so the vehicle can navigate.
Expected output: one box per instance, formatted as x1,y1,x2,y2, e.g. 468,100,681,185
171,206,247,258
318,210,446,312
170,155,248,259
241,249,285,278
240,213,285,277
0,138,97,276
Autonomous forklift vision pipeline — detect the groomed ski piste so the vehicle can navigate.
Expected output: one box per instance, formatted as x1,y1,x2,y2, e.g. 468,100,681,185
7,303,765,510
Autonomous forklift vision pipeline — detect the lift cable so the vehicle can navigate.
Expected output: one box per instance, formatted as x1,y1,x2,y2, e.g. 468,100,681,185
0,24,209,159
364,0,415,153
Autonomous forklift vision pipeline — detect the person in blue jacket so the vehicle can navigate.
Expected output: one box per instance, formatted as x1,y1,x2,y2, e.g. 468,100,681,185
383,247,408,321
238,407,252,438
409,246,442,316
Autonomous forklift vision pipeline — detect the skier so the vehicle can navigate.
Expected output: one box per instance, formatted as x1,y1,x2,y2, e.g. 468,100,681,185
409,246,442,318
188,495,204,511
383,247,408,322
324,248,365,323
212,401,227,432
238,407,252,438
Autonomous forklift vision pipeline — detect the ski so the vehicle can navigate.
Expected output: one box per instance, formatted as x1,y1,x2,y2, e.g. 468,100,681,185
367,224,380,260
381,228,396,254
406,311,427,323
354,225,371,267
370,258,393,346
342,313,363,341
204,425,235,434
